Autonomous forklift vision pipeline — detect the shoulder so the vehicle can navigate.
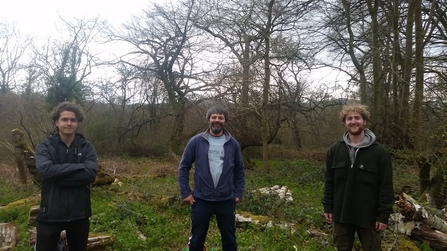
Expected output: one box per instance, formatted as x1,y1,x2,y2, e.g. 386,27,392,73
326,140,345,157
370,141,390,155
328,139,344,149
76,132,91,145
185,132,208,148
226,136,241,150
369,140,387,150
75,131,86,141
36,135,54,150
36,140,50,152
191,132,207,142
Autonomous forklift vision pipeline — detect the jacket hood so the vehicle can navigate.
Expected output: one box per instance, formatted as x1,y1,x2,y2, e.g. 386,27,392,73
343,128,376,148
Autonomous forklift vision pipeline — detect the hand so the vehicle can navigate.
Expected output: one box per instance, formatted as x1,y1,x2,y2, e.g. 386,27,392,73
235,197,240,203
183,195,195,205
324,213,332,223
375,221,387,231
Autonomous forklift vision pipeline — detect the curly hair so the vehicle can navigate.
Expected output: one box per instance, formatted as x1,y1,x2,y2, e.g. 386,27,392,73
51,101,85,123
339,104,370,123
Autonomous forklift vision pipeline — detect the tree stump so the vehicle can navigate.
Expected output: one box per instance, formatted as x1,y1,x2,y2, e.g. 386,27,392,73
11,128,40,184
0,223,19,251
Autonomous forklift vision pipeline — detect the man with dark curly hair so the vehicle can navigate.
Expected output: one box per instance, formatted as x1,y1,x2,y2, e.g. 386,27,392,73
35,101,98,251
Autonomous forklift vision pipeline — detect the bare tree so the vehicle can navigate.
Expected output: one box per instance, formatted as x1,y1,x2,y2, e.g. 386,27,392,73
192,0,318,170
106,0,215,154
92,60,169,155
0,21,31,94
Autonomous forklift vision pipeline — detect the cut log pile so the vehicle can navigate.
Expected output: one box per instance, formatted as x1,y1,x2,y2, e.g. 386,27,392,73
395,192,447,251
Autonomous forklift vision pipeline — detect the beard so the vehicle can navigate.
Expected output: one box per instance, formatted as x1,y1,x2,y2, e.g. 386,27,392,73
210,123,224,135
347,125,364,136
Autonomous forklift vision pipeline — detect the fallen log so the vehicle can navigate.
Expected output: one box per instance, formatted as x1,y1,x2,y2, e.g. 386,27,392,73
396,193,447,233
411,224,447,251
395,192,447,250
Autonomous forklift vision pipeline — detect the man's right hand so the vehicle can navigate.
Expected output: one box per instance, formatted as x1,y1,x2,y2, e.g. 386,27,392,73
324,213,333,222
183,195,195,205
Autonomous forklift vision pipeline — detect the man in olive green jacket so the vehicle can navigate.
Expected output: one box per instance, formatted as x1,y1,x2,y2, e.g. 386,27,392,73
322,105,394,251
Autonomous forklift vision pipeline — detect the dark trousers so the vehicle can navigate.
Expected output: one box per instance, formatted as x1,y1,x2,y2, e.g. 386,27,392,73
189,198,237,251
35,218,90,251
333,222,382,251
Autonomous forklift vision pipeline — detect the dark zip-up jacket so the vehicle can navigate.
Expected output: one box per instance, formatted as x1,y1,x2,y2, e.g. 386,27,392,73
178,130,245,201
35,131,98,223
322,136,394,228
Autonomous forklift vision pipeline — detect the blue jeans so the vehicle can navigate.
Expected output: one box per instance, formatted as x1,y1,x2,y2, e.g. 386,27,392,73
189,198,237,251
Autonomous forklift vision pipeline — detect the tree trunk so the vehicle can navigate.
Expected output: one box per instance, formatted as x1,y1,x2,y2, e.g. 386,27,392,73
342,0,368,104
400,0,416,149
366,0,383,130
416,156,432,193
261,0,275,174
410,0,424,151
11,128,40,184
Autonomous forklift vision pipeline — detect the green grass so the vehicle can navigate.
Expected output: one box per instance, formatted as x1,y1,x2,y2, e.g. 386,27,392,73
0,157,433,250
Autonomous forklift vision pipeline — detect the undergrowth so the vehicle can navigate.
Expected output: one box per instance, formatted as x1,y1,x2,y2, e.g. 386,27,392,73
0,156,433,251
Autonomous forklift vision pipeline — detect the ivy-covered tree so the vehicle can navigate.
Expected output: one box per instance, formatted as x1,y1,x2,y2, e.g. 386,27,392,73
31,16,103,110
45,45,87,109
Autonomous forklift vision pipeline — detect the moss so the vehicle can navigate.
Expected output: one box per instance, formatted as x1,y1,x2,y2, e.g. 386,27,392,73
0,195,40,211
93,164,114,187
395,237,421,251
237,210,271,224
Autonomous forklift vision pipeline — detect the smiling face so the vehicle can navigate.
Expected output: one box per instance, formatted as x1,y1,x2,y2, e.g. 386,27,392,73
208,113,226,136
55,111,78,137
344,111,366,136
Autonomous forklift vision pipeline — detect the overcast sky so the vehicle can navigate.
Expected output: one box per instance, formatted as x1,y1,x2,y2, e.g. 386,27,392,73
0,0,349,88
0,0,153,36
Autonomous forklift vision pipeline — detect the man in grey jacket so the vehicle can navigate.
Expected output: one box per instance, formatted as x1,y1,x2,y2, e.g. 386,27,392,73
178,106,245,251
35,101,98,251
322,104,394,251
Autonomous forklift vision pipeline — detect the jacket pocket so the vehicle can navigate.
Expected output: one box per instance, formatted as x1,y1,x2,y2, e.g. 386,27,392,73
332,161,347,181
356,164,378,185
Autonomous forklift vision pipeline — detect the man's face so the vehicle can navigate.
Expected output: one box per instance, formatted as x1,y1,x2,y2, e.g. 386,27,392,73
208,113,226,136
344,112,366,136
56,111,78,137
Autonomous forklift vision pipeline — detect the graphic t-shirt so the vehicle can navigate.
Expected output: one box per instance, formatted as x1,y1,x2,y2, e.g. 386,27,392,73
208,134,225,188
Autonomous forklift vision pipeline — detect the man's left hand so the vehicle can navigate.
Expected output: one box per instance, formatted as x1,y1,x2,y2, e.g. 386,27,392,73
375,221,387,231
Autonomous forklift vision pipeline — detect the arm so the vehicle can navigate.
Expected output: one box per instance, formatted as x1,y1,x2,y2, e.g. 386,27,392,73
35,142,86,182
54,143,98,187
322,147,334,215
376,148,394,225
178,138,195,199
232,140,245,201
